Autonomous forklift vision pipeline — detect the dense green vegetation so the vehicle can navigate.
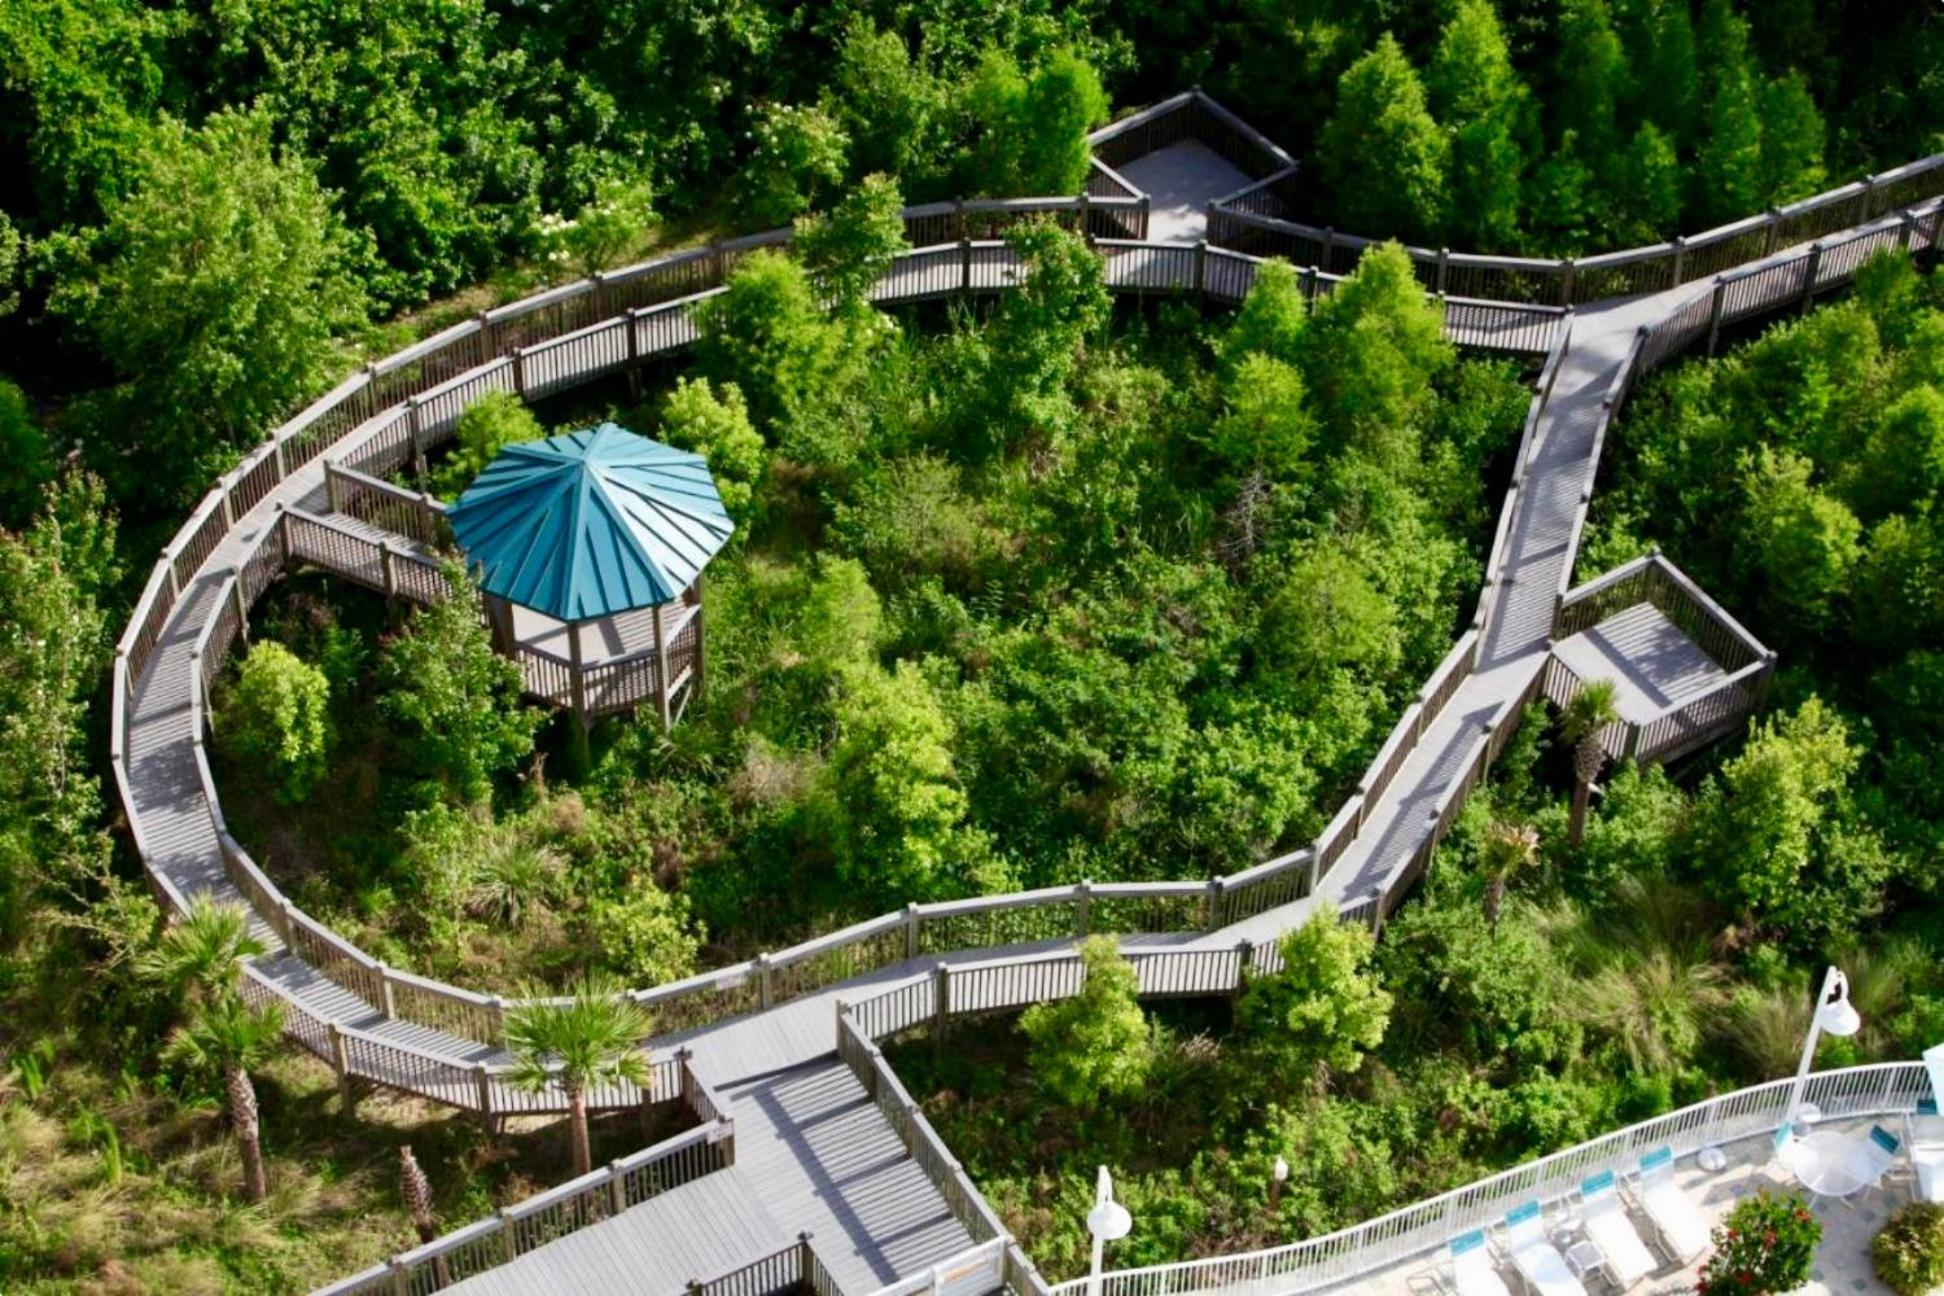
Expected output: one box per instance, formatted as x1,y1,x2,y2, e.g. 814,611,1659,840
0,0,1935,1285
215,235,1528,988
880,253,1944,1281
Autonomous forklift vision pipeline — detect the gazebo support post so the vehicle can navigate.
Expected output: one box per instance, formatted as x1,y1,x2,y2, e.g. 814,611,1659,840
691,574,706,703
653,602,672,728
568,619,591,771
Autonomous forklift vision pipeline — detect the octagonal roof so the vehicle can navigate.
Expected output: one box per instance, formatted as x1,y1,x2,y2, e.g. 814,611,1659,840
448,423,733,622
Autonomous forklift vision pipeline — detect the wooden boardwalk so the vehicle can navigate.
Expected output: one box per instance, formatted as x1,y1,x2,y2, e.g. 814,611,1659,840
1553,603,1728,723
1117,140,1253,243
102,103,1944,1296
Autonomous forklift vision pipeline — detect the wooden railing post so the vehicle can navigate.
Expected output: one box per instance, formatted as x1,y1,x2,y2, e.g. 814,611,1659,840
1367,886,1385,937
1435,247,1450,294
512,347,527,400
1800,243,1823,312
932,963,951,1047
798,1231,816,1287
1558,257,1576,305
473,1062,494,1119
376,964,396,1019
904,902,922,958
1075,879,1093,936
1306,848,1321,895
406,399,427,480
1204,876,1224,930
500,1208,518,1262
325,461,343,513
608,1159,628,1215
1764,207,1783,255
1194,238,1208,302
757,953,774,1009
329,1021,357,1113
1706,279,1726,356
1670,236,1687,287
269,434,286,481
1320,226,1335,273
231,567,250,646
378,540,396,604
1077,191,1092,243
960,235,973,293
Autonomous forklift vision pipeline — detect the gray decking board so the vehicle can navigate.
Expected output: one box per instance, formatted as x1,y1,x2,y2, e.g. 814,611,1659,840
441,1167,790,1296
1116,140,1254,244
1553,603,1730,722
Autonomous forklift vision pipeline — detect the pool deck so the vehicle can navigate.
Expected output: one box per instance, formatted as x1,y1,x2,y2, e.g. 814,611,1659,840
1314,1118,1913,1296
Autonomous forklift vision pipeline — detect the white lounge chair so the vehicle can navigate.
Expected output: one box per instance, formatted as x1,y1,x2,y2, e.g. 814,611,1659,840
1911,1145,1944,1202
1451,1227,1514,1296
1578,1171,1658,1289
1858,1125,1902,1194
1634,1147,1710,1264
1502,1201,1587,1296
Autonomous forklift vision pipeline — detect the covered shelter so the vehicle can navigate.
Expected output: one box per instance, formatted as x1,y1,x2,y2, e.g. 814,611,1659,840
448,423,733,729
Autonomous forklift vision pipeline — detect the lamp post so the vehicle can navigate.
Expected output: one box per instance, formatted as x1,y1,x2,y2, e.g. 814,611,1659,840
1788,965,1861,1123
1087,1166,1133,1296
1269,1155,1289,1214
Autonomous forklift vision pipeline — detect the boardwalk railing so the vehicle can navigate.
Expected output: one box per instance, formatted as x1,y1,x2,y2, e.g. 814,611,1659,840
1209,154,1944,306
314,1116,737,1296
116,118,1941,1139
1053,1063,1930,1296
1089,89,1295,182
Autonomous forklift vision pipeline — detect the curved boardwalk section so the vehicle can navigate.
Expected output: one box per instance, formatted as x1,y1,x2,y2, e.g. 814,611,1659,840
108,97,1944,1296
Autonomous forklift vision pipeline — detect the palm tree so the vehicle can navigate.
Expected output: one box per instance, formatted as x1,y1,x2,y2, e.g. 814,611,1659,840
504,975,652,1176
1558,678,1621,846
162,992,285,1201
1478,820,1540,930
137,894,268,1006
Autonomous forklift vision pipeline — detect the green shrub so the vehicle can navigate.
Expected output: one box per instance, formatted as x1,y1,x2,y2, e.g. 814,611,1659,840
433,391,542,496
1018,935,1152,1110
1875,1202,1944,1296
221,643,331,803
1698,1189,1820,1296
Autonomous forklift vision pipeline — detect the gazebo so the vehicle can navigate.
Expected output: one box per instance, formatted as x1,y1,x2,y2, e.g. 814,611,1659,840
448,423,733,733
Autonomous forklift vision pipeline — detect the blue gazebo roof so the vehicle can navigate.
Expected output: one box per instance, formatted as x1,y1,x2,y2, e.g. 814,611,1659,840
448,423,733,622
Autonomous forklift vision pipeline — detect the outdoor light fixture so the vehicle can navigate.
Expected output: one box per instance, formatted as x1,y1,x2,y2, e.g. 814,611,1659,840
1789,966,1861,1122
1087,1166,1133,1296
1269,1155,1290,1212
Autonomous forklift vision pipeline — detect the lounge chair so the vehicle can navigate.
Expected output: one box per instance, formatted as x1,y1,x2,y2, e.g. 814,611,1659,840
1634,1147,1710,1263
1451,1227,1514,1296
1858,1125,1902,1194
1770,1121,1805,1184
1502,1201,1587,1296
1578,1171,1658,1289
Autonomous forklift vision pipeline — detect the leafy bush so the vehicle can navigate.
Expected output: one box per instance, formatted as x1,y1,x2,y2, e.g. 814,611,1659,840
378,564,537,805
658,377,765,524
1018,935,1152,1110
1698,1189,1820,1296
1237,906,1392,1077
433,391,543,496
1875,1202,1944,1296
221,642,331,803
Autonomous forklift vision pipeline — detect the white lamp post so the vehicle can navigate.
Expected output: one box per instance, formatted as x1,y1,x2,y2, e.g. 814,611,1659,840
1788,965,1861,1123
1269,1155,1290,1213
1087,1166,1132,1296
